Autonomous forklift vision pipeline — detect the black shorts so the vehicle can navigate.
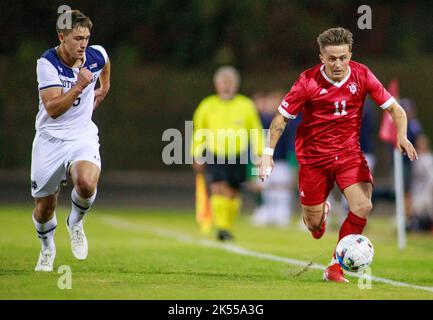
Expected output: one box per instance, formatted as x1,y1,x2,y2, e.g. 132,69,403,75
206,156,247,190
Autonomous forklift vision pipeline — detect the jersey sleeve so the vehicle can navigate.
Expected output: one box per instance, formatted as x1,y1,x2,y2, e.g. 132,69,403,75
37,58,62,90
278,75,307,119
90,45,109,64
365,68,395,109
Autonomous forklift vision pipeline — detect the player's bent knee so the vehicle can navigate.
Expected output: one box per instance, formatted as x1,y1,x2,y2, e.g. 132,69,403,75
351,200,373,217
74,178,97,198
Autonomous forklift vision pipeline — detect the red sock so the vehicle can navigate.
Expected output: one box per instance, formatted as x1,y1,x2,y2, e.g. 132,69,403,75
339,211,367,241
333,212,367,260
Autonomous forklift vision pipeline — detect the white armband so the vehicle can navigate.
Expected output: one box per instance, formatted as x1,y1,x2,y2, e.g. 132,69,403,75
263,148,274,156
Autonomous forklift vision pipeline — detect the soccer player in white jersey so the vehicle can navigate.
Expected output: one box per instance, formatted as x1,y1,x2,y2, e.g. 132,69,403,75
31,10,110,271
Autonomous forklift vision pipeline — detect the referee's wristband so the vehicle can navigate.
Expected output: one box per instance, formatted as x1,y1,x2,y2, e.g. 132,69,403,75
263,148,274,156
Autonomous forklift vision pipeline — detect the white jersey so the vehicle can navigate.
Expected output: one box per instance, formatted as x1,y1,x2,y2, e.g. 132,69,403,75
35,45,108,140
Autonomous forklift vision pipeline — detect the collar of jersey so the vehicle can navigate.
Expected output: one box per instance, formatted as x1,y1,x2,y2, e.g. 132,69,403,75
320,64,351,88
54,46,87,70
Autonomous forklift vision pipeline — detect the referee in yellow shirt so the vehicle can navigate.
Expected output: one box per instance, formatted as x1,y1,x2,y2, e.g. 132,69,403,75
192,66,264,241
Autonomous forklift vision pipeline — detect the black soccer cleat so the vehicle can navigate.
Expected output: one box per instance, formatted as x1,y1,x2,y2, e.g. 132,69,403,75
217,229,234,241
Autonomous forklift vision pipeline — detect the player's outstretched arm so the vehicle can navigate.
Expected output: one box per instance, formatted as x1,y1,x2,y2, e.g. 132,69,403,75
94,59,111,110
386,102,418,161
258,112,289,181
41,67,93,119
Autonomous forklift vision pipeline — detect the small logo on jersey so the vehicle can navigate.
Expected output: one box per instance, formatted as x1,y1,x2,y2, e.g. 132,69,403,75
31,180,38,190
348,83,358,94
300,190,305,197
90,63,97,69
57,66,63,73
319,88,328,95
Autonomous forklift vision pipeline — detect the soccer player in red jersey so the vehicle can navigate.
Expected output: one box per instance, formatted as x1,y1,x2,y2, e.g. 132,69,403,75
259,27,418,283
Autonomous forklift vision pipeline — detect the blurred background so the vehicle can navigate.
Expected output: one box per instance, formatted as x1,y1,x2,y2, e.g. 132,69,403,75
0,0,432,218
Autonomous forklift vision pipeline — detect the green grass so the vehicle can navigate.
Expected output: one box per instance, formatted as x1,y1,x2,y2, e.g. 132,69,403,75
1,205,433,300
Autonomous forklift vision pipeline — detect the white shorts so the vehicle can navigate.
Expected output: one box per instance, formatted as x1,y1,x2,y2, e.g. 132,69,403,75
30,132,101,198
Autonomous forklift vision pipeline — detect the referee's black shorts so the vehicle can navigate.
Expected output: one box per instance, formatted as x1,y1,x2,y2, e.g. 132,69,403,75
205,154,247,190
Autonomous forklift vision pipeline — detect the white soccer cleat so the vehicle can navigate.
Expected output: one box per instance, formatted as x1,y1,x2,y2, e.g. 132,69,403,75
68,222,88,260
35,248,56,272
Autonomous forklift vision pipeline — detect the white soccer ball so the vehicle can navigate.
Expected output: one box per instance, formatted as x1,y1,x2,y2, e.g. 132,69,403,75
335,234,374,272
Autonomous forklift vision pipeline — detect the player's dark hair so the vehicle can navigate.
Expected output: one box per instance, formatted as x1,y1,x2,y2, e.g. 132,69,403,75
317,27,353,52
56,10,93,35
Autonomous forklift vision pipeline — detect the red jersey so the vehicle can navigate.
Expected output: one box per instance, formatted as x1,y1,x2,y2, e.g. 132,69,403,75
278,61,395,166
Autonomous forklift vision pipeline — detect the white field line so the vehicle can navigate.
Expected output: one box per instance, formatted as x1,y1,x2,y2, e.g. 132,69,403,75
102,216,433,294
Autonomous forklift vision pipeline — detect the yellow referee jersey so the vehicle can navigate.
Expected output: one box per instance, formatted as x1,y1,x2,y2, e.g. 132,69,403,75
191,94,264,159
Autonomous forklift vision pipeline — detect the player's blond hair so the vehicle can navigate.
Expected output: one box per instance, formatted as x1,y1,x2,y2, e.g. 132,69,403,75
56,10,93,35
317,27,353,52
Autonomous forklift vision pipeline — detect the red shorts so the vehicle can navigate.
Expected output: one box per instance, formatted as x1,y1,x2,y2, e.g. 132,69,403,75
298,153,373,206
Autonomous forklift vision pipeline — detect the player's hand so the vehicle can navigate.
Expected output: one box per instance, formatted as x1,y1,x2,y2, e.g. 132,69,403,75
192,161,205,173
397,135,418,161
76,67,93,89
258,155,274,182
93,88,108,110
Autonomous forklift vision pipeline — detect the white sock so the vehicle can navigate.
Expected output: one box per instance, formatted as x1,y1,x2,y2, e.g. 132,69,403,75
330,255,339,265
330,247,340,265
33,213,56,252
68,188,97,228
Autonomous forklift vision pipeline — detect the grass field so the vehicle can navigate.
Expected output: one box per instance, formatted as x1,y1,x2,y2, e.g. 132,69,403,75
1,205,433,300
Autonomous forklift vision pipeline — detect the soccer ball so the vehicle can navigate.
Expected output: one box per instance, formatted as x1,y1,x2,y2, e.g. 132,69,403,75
335,234,374,272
